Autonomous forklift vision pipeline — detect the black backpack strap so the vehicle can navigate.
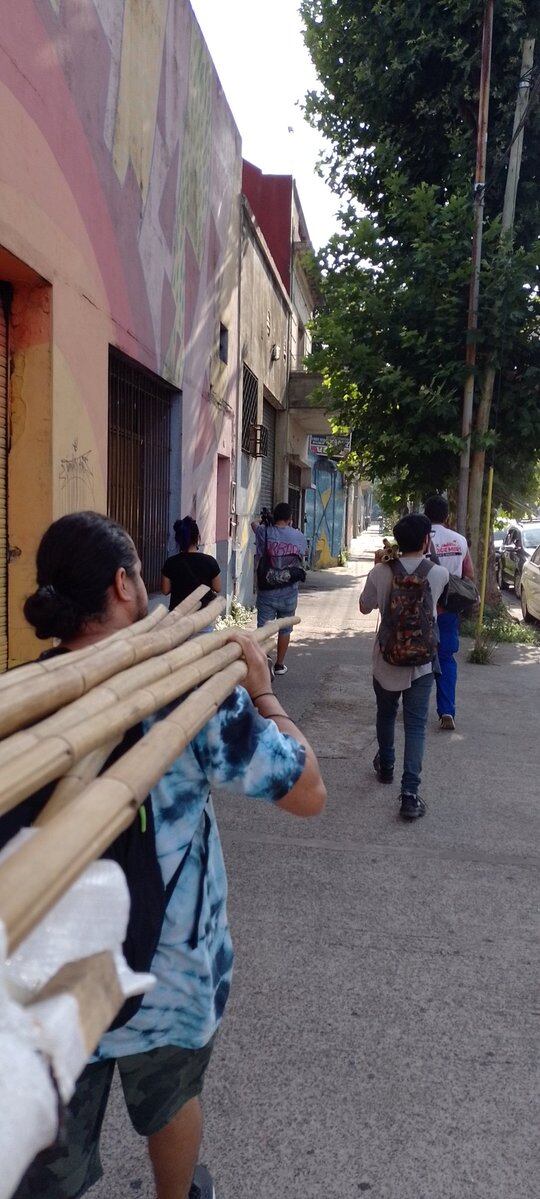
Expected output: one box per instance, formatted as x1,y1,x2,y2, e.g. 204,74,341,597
188,809,212,950
388,558,407,578
415,559,434,579
164,840,193,905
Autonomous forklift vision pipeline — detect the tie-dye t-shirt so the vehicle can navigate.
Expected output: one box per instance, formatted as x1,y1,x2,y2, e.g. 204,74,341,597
96,686,305,1059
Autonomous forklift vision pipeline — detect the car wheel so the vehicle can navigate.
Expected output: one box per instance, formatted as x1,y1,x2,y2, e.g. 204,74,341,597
497,559,505,589
514,571,521,598
521,588,533,623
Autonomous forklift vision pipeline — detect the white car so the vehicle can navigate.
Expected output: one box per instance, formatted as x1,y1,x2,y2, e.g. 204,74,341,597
520,545,540,622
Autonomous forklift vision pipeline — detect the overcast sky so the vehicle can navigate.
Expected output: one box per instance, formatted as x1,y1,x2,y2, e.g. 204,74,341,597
190,0,339,249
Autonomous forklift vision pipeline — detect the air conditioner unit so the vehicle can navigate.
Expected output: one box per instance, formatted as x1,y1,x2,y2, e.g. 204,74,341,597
249,424,269,457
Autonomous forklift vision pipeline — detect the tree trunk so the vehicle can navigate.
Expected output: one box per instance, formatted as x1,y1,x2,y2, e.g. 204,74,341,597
468,363,496,567
468,38,535,568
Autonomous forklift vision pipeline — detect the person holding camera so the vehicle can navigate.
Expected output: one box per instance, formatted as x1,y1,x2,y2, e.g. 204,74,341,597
251,503,307,676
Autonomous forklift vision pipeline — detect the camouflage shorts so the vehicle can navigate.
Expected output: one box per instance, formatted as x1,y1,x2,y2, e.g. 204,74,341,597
13,1039,215,1199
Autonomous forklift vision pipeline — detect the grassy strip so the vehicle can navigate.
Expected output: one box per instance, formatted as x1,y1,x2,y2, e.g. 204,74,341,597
462,604,540,647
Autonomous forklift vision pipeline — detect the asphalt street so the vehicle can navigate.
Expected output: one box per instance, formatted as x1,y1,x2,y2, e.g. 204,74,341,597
93,532,539,1199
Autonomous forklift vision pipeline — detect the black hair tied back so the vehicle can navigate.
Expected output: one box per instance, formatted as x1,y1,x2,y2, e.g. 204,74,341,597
23,583,83,642
23,511,138,642
174,516,199,551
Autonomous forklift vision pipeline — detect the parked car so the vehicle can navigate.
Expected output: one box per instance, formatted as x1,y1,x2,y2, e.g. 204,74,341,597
497,522,540,596
493,527,506,563
520,546,540,622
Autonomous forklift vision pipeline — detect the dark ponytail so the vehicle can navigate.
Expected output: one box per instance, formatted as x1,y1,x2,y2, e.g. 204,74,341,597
24,512,138,640
173,516,199,552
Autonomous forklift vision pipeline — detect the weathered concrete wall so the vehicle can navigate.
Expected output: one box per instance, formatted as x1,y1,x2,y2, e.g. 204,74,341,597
0,0,241,659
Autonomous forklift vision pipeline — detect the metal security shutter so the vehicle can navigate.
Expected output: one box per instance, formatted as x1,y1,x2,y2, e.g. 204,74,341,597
0,289,9,672
259,399,276,513
288,463,302,529
108,349,175,593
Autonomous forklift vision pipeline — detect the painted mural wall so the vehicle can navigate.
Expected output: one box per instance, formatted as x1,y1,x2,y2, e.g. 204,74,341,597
304,453,347,568
0,0,241,661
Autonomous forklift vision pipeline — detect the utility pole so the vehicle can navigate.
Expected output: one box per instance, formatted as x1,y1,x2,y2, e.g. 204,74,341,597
456,0,494,536
468,36,535,566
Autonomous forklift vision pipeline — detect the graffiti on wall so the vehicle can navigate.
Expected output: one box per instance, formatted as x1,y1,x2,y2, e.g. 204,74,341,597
58,440,95,514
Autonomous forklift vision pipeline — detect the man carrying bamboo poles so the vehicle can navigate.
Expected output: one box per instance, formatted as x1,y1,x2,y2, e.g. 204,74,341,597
7,512,326,1199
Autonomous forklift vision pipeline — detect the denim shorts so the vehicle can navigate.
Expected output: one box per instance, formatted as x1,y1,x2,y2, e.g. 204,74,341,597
257,589,298,635
13,1038,215,1199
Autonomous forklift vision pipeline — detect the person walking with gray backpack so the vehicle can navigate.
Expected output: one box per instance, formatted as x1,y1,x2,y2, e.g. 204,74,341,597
360,515,449,821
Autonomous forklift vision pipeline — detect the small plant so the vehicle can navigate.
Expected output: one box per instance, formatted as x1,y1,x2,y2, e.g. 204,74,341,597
337,547,349,566
468,636,495,665
462,604,540,647
215,599,255,630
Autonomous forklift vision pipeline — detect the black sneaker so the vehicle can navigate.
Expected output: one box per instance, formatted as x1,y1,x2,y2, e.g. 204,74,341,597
273,662,288,676
399,793,426,821
189,1165,216,1199
373,752,394,784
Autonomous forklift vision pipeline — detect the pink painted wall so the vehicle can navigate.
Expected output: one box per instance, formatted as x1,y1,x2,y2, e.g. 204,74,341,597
0,0,241,553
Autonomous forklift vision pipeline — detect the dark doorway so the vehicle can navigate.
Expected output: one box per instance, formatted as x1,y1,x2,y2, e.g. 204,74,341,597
108,349,178,592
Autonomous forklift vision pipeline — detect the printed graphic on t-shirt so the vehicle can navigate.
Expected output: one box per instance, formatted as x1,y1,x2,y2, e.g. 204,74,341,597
430,525,467,577
256,526,307,573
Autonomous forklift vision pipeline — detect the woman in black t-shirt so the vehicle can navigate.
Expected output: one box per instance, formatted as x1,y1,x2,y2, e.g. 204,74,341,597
161,516,221,611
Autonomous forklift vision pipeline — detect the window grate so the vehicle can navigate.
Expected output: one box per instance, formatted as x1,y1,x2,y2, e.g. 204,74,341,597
108,349,176,593
241,364,259,454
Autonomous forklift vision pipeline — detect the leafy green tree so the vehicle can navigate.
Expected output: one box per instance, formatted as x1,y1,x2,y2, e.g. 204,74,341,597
301,0,540,526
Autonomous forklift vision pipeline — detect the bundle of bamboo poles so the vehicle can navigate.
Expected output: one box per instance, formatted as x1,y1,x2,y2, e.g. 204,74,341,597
0,586,304,1193
0,587,299,1043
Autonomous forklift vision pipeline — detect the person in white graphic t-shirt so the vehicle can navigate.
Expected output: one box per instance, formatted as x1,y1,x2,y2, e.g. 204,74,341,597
424,495,475,730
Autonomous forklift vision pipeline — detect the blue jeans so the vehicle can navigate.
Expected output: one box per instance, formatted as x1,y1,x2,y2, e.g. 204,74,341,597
436,611,460,718
373,672,434,796
256,589,298,636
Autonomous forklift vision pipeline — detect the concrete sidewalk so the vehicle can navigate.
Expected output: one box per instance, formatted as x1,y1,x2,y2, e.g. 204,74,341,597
94,537,539,1199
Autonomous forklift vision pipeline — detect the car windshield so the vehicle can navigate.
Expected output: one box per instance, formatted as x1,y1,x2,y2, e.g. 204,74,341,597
522,526,540,549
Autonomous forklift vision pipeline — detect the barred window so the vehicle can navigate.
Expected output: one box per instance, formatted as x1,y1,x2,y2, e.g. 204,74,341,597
241,364,259,454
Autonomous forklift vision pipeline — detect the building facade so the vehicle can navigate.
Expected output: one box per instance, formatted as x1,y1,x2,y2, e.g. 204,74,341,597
241,162,352,577
234,198,291,608
0,0,241,664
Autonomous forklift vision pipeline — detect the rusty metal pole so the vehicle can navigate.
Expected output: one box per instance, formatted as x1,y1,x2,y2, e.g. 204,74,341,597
456,0,495,536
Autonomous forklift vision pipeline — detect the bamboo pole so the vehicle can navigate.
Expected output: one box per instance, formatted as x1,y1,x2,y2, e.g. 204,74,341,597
0,628,219,769
0,660,247,951
0,595,225,739
0,603,169,692
0,587,207,695
35,741,120,825
34,620,293,824
0,615,296,770
0,619,299,817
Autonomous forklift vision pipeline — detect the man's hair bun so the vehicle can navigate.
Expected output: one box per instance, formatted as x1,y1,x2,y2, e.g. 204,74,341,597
23,584,82,641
